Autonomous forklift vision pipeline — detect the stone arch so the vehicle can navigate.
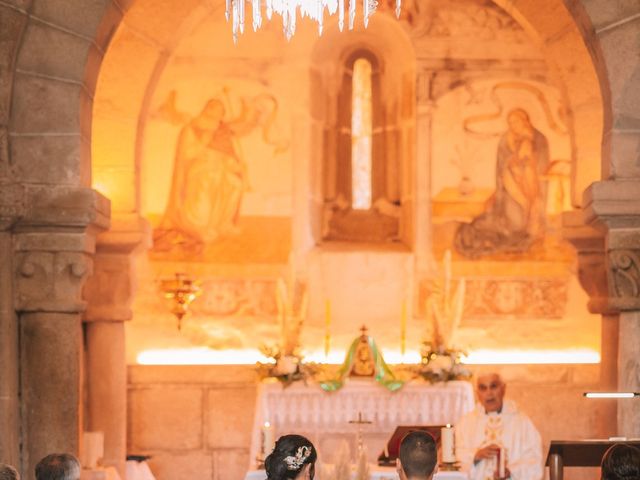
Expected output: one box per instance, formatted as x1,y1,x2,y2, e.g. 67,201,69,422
2,0,639,473
3,1,629,214
91,0,221,214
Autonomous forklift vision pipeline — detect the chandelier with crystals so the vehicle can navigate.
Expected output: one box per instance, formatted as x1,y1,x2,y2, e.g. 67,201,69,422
226,0,401,40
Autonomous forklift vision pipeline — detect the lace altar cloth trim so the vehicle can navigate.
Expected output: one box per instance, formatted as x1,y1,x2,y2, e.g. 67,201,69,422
249,379,474,468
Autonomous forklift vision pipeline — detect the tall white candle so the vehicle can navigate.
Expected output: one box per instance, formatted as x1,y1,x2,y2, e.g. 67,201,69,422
441,424,455,463
263,421,275,456
498,446,506,478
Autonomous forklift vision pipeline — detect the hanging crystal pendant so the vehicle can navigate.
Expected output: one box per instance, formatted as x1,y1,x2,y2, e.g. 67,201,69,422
226,0,398,40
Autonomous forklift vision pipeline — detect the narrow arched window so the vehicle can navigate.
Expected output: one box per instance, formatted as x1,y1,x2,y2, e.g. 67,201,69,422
351,58,373,211
321,50,402,243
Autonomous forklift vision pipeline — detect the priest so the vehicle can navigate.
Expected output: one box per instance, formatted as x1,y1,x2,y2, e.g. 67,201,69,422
455,373,542,480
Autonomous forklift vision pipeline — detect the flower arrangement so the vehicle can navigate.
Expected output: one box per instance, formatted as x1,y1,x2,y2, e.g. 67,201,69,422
418,341,471,383
256,269,318,386
415,250,472,384
257,343,320,387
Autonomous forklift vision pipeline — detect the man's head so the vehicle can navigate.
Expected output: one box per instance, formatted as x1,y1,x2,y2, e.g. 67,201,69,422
35,454,80,480
601,443,640,480
397,431,438,480
0,463,19,480
476,373,506,413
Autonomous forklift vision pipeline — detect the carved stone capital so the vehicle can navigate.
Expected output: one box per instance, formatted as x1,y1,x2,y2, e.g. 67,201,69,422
562,209,610,314
583,180,640,230
12,186,110,313
607,243,640,312
566,182,640,313
83,215,151,323
14,235,94,313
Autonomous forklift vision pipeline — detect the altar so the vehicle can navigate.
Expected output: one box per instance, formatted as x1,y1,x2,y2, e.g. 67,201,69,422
249,379,475,468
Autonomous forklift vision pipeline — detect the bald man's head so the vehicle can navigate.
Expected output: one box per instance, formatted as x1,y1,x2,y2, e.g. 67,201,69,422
476,373,506,413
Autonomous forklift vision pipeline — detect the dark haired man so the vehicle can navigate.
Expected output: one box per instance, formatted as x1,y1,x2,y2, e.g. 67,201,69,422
397,431,438,480
601,443,640,480
35,454,80,480
0,463,19,480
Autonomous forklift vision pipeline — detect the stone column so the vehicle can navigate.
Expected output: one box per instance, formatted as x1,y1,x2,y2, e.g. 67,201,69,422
581,180,640,435
413,70,437,317
15,232,96,477
0,184,25,466
617,311,640,434
563,210,618,435
13,187,109,478
0,232,20,466
603,232,640,436
413,70,435,279
83,216,148,479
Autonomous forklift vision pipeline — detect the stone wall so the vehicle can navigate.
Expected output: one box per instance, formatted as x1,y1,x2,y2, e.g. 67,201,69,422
128,363,616,480
127,366,258,480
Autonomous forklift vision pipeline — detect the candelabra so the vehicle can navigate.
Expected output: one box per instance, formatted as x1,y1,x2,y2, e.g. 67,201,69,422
160,272,201,330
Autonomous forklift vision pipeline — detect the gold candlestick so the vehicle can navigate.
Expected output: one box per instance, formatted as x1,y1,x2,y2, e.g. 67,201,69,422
324,299,331,358
400,299,407,359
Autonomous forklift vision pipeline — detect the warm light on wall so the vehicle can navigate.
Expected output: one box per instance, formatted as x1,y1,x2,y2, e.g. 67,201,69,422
92,181,110,197
137,348,274,365
303,349,422,364
136,347,600,365
462,349,600,365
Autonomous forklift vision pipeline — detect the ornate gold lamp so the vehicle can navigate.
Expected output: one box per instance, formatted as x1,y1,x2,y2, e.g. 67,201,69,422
160,273,202,330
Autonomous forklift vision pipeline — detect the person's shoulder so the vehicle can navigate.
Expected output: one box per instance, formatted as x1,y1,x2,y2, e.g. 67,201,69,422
505,402,540,431
503,400,531,419
457,405,483,425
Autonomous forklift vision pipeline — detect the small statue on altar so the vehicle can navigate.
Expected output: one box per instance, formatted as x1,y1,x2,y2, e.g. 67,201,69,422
351,327,376,377
320,326,404,392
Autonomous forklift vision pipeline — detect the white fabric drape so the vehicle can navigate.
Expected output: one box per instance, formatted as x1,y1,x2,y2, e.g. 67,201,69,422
249,379,475,469
455,400,543,480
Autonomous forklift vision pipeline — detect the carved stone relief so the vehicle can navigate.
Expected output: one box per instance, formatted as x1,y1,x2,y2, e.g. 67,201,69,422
383,0,530,42
463,277,569,319
15,249,93,313
609,249,640,299
191,279,277,317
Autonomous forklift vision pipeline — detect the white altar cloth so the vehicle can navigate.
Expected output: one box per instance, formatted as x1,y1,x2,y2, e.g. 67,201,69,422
249,379,474,468
244,467,468,480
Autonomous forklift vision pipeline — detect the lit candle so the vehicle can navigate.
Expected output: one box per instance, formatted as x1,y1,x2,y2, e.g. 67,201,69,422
324,299,331,357
400,299,407,358
441,424,455,463
262,421,274,456
497,446,506,478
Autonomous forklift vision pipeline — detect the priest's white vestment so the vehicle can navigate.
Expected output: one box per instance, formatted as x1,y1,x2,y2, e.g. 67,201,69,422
455,400,543,480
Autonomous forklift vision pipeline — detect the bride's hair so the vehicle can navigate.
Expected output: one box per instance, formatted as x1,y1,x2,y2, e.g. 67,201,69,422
265,434,317,480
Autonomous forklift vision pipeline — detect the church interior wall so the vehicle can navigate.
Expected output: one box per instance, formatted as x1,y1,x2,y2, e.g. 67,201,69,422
89,0,605,362
87,3,617,473
126,363,616,480
3,0,639,478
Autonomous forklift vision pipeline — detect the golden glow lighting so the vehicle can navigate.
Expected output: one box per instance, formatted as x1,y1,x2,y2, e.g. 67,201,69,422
462,349,600,365
137,347,600,365
137,348,273,365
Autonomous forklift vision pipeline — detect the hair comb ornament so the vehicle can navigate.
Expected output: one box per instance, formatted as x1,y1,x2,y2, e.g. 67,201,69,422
284,446,311,470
